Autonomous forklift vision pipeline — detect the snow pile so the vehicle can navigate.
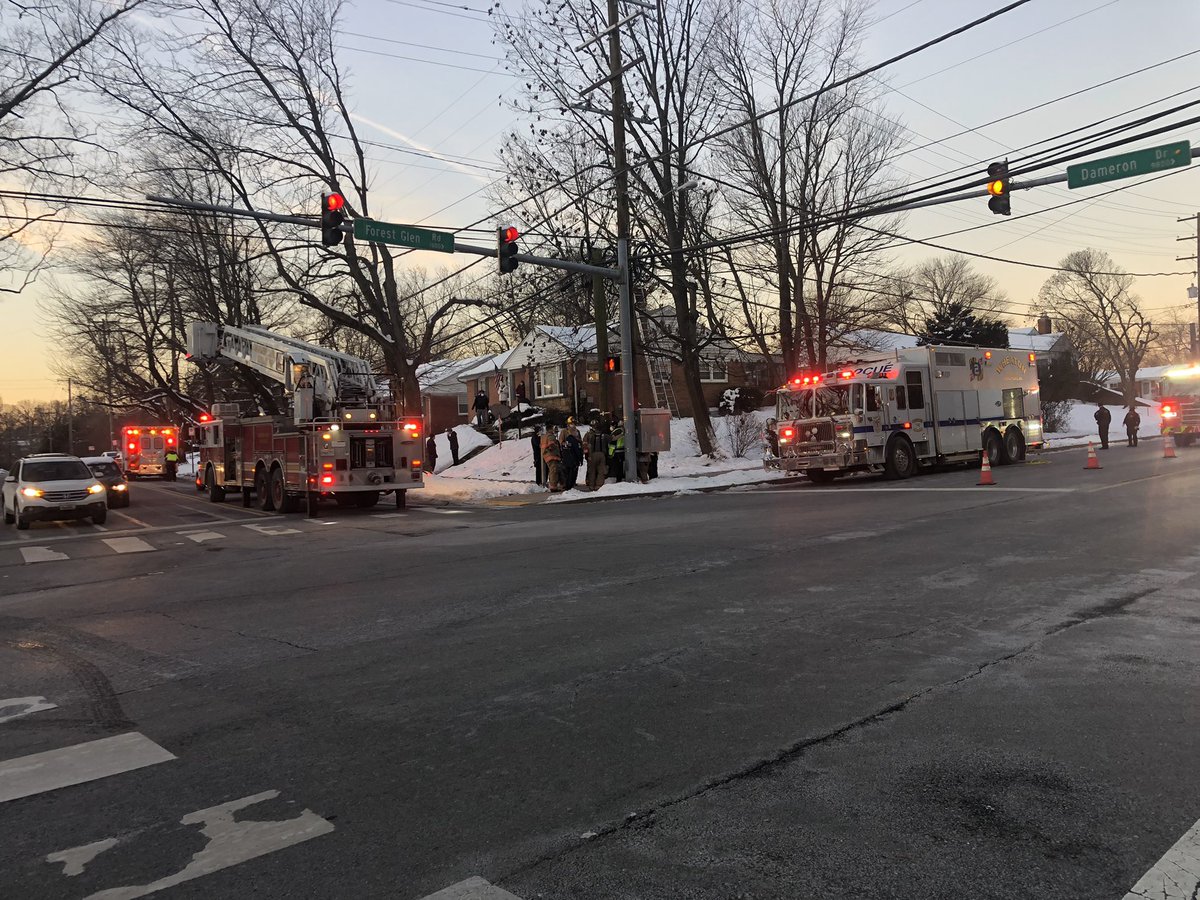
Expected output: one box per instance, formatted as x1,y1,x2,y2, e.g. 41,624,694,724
429,424,493,474
1044,400,1162,450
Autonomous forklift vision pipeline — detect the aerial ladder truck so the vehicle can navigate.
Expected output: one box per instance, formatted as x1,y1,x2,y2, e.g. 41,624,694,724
185,322,424,516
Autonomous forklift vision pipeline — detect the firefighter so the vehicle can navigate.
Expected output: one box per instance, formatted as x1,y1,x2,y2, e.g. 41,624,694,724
584,420,609,491
558,417,582,490
1094,403,1112,449
609,423,625,481
1123,406,1141,447
541,427,563,491
164,447,179,482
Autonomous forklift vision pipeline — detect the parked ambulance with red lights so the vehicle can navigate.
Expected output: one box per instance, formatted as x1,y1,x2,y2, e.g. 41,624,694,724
121,425,178,478
771,344,1043,483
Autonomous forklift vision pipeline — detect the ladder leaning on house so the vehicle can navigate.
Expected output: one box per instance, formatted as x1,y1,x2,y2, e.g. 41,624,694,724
647,356,681,417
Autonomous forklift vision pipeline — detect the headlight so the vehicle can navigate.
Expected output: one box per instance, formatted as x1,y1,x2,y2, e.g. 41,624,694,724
112,483,127,491
88,483,105,494
21,487,43,498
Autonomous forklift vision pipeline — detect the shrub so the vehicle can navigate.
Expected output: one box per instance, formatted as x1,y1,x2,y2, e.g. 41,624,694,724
1041,399,1072,433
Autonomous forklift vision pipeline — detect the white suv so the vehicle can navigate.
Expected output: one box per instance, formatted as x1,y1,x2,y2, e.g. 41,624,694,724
2,454,108,530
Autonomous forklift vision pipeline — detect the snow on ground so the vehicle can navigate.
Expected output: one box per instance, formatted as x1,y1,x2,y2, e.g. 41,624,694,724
1045,400,1162,450
423,412,781,504
429,424,493,474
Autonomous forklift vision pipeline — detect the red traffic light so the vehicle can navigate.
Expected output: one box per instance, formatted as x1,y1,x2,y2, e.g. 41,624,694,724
502,226,519,243
325,192,345,212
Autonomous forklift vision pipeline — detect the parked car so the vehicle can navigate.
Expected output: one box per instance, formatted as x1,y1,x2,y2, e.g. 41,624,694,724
102,449,125,471
2,454,108,530
82,456,131,508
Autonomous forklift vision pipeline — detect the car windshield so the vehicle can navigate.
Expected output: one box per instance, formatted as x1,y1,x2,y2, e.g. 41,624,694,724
22,460,93,482
87,462,122,478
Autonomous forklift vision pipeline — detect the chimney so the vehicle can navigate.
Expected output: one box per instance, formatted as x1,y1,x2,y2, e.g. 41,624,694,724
1036,313,1052,335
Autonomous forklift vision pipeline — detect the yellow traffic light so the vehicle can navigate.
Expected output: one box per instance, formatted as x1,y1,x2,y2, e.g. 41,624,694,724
987,179,1006,196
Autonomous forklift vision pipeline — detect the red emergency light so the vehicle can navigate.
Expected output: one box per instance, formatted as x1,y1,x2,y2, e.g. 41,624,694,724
199,413,211,423
321,475,334,485
840,370,854,379
403,421,421,438
127,442,136,451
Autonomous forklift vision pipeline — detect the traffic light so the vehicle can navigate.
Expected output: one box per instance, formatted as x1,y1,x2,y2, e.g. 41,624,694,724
497,225,519,274
986,161,1010,216
604,355,621,373
321,192,346,246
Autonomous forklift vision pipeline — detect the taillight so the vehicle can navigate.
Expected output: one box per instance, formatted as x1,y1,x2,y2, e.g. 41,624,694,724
903,422,912,429
411,458,422,468
128,442,136,451
403,421,421,438
781,427,795,441
321,475,334,485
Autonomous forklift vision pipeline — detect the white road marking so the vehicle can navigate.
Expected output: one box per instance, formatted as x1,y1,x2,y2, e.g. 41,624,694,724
94,524,109,532
241,523,301,536
48,789,333,898
111,510,153,528
102,537,156,554
371,513,406,519
0,696,57,724
1122,817,1200,899
19,546,70,564
0,732,175,803
413,507,471,514
418,877,525,900
178,530,224,544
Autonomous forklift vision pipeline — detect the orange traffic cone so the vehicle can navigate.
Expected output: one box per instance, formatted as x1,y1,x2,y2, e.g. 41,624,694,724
1164,434,1177,459
1084,441,1102,470
978,452,996,485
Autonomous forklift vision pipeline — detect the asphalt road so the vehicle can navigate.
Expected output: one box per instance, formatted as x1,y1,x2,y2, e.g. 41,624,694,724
0,445,1197,899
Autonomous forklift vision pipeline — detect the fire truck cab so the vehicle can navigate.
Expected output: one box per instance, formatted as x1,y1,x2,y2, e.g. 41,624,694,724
186,323,424,515
1159,365,1200,446
770,344,1044,482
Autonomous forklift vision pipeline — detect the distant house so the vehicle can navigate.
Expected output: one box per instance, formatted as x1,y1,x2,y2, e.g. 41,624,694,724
453,352,511,413
417,354,494,434
1101,364,1185,402
485,325,617,417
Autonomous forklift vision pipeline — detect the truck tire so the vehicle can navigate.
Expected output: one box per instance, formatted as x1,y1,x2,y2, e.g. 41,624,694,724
257,468,275,512
395,489,406,509
884,436,916,480
206,468,225,503
805,469,837,484
1002,427,1025,464
305,491,319,518
983,430,1003,468
354,491,380,509
270,467,296,513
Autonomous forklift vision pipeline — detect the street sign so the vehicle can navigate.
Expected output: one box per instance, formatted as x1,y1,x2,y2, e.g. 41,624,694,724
352,218,455,253
1067,141,1191,189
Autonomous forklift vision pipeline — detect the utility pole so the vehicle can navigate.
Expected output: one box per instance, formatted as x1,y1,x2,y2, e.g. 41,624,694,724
1176,212,1200,361
67,377,74,456
592,247,610,414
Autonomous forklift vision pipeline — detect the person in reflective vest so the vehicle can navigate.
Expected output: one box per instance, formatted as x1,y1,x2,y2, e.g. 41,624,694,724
164,448,179,482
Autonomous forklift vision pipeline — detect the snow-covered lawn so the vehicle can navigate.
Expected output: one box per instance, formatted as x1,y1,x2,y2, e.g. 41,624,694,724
422,413,782,504
1044,400,1161,450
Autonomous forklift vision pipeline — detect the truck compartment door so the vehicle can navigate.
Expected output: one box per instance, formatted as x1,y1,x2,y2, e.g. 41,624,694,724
935,391,968,455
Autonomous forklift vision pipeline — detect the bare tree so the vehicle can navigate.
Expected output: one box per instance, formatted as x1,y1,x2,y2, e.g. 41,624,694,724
1039,249,1156,406
1143,305,1194,366
0,0,143,294
883,256,1008,335
94,0,486,411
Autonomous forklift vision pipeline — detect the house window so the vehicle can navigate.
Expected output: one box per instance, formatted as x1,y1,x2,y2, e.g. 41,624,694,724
699,358,728,383
457,393,469,416
535,363,564,398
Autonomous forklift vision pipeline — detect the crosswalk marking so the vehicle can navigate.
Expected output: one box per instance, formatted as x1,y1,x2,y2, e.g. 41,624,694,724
0,696,57,724
1122,817,1200,899
102,537,156,554
46,789,334,898
241,523,301,536
413,508,471,515
19,546,69,564
419,877,524,900
0,733,175,803
178,530,224,543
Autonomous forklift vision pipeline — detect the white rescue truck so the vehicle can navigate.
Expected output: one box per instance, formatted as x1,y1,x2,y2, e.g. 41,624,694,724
770,344,1044,483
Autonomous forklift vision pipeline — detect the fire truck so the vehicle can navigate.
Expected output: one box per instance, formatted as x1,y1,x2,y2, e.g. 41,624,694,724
122,425,179,478
770,344,1044,482
185,322,424,515
1158,364,1200,446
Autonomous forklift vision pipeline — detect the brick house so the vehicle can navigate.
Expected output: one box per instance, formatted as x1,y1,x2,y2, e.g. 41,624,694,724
417,354,494,434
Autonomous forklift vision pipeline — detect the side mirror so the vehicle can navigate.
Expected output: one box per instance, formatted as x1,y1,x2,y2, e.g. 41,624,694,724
5,476,15,483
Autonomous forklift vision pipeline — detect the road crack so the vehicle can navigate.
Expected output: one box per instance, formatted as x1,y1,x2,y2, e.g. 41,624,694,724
153,611,318,653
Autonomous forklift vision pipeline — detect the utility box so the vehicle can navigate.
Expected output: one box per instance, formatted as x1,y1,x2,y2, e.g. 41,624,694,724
637,408,672,452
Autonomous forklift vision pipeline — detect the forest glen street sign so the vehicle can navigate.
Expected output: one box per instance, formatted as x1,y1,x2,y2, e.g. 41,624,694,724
1067,141,1191,189
352,219,455,253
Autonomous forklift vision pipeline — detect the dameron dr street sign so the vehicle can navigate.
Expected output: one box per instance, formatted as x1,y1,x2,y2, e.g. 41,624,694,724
1067,141,1191,190
352,218,455,253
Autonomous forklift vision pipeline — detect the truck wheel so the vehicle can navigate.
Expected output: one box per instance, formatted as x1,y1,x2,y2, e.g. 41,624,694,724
257,468,275,512
805,469,836,484
206,468,226,503
395,489,406,509
884,436,916,480
984,431,1003,467
270,467,295,513
1002,428,1025,464
354,491,380,509
305,491,319,518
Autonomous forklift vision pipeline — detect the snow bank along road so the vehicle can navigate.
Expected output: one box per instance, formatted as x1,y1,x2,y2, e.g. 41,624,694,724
0,446,1197,898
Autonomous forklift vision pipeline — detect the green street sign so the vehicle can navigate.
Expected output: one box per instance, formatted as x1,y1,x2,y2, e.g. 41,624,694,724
1067,141,1191,189
352,218,455,253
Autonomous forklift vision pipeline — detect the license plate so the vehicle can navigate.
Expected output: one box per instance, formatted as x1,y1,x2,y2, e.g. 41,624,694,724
59,505,75,512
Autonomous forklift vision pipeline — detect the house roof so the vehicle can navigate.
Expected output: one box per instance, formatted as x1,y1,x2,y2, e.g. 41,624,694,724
835,327,1066,357
1102,364,1185,384
499,325,616,370
1006,327,1066,353
417,355,492,393
454,352,510,383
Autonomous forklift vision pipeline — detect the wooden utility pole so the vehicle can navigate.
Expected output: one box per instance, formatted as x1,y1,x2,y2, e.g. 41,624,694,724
1177,212,1200,360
